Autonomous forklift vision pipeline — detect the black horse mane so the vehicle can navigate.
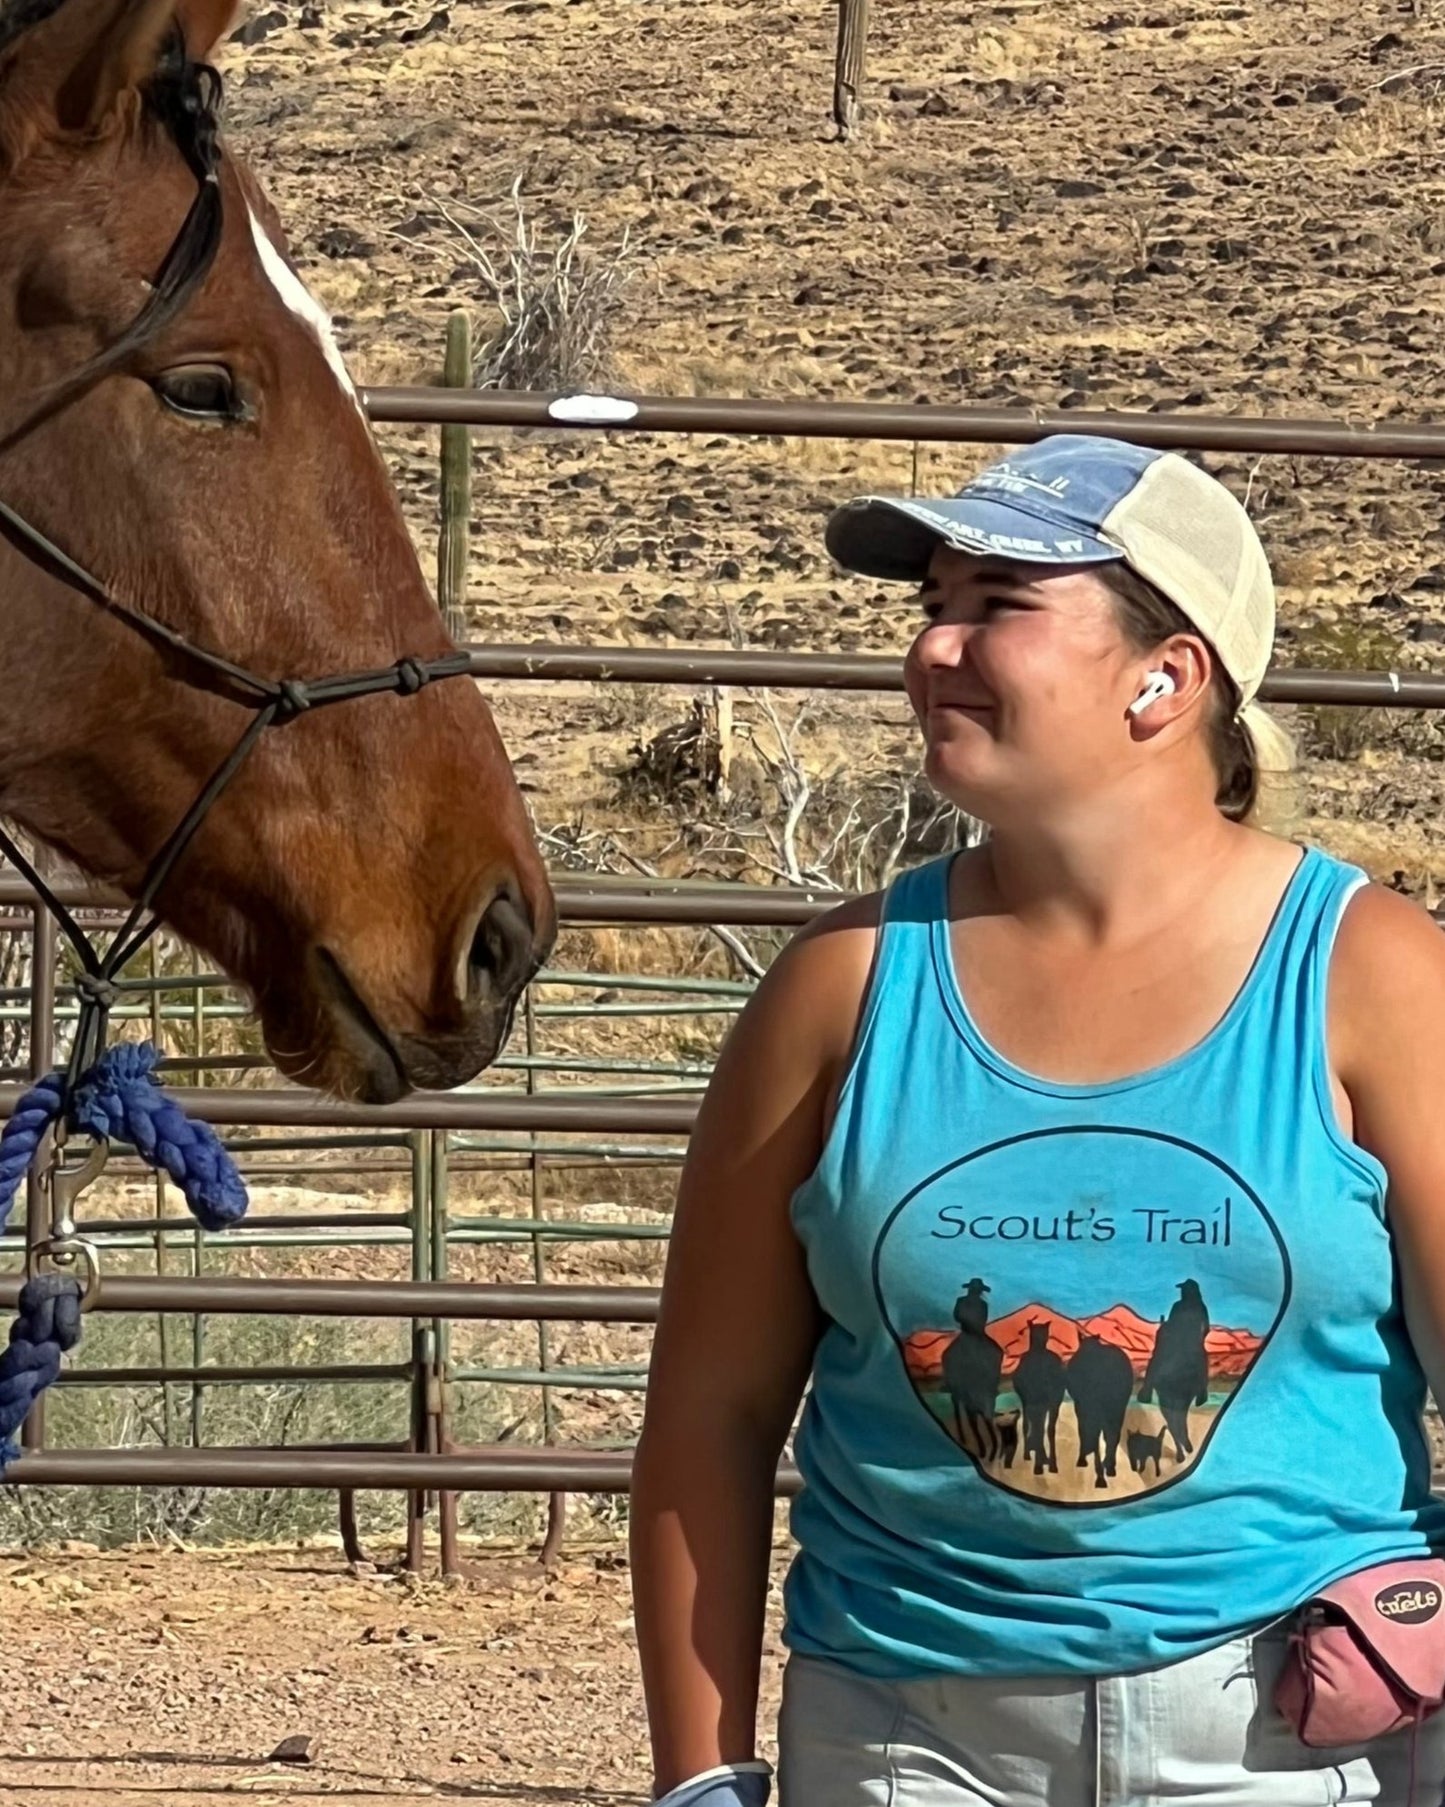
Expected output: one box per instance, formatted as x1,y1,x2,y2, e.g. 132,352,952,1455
0,0,227,445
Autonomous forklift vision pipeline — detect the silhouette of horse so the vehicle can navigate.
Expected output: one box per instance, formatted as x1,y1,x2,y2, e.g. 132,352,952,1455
1139,1280,1211,1460
1012,1322,1066,1476
1067,1334,1134,1489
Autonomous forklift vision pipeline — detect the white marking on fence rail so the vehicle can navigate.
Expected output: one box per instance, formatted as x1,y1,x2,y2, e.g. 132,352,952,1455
546,394,641,426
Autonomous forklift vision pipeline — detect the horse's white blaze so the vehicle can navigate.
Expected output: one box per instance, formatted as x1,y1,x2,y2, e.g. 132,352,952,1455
247,206,363,413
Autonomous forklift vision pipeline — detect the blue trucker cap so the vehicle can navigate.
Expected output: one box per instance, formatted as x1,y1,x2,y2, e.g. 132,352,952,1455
825,434,1279,711
825,435,1165,580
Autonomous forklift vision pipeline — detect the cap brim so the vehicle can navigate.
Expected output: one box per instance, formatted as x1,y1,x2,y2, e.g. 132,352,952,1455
824,494,1123,582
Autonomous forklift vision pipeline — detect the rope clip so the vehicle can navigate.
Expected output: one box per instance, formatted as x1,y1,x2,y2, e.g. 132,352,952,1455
31,1132,108,1308
27,1234,102,1311
44,1133,109,1229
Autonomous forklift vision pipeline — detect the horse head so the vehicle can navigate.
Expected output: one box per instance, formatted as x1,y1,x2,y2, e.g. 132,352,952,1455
0,0,555,1102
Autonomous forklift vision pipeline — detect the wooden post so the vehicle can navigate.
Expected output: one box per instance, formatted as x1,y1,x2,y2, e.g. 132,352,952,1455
833,0,870,140
438,310,472,645
712,686,733,803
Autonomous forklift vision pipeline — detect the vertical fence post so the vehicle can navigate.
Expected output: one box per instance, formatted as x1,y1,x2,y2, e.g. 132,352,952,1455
406,1128,434,1573
190,949,205,1449
713,686,733,804
21,900,55,1452
832,0,870,140
149,942,176,1450
432,1129,461,1579
438,310,473,646
527,988,566,1567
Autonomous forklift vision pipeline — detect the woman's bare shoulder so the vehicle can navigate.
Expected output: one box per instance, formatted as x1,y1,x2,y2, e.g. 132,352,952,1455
756,888,885,1052
1331,879,1445,1078
1334,880,1445,981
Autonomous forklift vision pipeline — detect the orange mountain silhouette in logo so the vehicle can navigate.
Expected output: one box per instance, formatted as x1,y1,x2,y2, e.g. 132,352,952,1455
902,1302,1263,1384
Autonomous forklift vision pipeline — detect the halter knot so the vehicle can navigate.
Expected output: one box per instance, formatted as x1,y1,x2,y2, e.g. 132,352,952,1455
74,973,120,1010
277,680,312,717
394,657,428,695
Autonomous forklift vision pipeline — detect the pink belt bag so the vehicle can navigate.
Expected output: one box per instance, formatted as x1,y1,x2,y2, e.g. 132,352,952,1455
1274,1557,1445,1760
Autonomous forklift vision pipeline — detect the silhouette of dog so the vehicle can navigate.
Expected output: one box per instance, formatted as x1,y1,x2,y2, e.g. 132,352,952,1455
1127,1424,1167,1479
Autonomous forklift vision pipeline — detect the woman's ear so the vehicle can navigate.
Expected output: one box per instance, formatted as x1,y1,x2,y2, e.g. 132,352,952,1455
1125,635,1212,732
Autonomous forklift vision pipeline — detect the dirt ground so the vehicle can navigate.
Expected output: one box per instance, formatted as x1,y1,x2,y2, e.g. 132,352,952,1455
0,1541,790,1805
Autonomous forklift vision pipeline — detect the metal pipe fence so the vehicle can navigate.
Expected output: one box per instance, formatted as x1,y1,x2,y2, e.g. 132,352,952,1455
9,1445,805,1493
0,903,708,1568
3,379,1441,1572
360,383,1445,458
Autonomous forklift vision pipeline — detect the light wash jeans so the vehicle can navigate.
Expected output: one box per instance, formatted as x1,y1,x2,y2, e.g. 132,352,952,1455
778,1622,1445,1805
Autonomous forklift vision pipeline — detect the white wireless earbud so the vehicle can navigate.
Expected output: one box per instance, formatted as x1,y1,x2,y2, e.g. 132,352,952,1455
1127,670,1176,717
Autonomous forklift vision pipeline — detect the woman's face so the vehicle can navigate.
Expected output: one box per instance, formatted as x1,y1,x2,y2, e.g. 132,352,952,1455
903,545,1153,823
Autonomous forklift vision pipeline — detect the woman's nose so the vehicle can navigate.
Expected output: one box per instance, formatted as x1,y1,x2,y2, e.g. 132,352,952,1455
913,619,973,669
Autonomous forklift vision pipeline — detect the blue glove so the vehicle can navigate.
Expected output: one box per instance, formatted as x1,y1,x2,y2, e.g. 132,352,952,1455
653,1760,772,1806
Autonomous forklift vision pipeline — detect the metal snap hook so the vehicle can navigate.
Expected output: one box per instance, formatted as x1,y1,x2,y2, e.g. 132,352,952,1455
41,1133,110,1244
26,1235,102,1311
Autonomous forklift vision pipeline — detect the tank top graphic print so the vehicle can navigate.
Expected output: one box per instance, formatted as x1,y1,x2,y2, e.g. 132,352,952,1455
876,1123,1284,1506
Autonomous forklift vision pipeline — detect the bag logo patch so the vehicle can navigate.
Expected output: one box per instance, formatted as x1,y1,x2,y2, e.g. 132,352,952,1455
1373,1582,1442,1625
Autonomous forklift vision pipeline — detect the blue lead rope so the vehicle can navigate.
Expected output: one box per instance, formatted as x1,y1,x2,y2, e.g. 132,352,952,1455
0,1041,248,1470
0,1275,82,1468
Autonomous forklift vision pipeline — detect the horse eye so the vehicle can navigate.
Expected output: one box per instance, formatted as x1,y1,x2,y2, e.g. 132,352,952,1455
155,364,240,421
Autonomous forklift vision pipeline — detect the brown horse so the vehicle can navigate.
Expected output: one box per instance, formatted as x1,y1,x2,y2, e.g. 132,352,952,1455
0,0,555,1102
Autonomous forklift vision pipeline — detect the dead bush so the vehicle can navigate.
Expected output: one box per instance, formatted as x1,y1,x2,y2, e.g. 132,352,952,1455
439,177,638,392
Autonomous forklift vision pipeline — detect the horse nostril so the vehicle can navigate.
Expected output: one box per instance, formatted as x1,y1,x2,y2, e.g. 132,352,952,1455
469,888,536,1001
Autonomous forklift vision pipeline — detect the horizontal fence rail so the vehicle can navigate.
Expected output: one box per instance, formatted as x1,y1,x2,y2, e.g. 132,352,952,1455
0,1276,662,1320
0,1085,698,1132
461,645,1445,709
360,385,1445,459
1,1446,804,1494
0,870,838,924
0,644,1415,714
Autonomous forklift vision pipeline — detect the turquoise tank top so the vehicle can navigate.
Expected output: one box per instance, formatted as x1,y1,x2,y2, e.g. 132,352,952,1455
783,845,1445,1678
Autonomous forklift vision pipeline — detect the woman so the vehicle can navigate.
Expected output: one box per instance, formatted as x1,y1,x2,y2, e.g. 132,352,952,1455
631,435,1445,1805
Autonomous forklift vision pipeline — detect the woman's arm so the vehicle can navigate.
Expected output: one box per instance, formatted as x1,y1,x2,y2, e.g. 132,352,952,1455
1332,884,1445,1399
630,901,878,1798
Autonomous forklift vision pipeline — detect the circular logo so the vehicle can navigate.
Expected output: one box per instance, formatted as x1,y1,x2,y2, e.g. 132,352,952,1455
1374,1582,1442,1625
872,1125,1289,1508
